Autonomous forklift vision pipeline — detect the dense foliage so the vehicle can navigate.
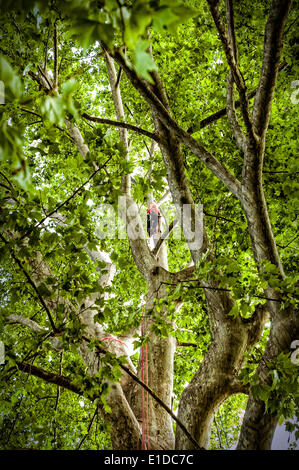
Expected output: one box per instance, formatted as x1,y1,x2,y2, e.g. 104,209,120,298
0,0,298,450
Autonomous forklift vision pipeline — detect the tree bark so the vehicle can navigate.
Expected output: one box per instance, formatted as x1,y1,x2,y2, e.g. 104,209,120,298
237,306,298,449
175,291,267,449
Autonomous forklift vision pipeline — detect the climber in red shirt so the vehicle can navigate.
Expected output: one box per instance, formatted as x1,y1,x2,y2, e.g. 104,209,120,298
146,201,162,247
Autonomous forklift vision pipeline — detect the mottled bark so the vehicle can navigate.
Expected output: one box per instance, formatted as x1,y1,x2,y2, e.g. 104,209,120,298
238,304,298,449
175,288,268,449
252,0,292,139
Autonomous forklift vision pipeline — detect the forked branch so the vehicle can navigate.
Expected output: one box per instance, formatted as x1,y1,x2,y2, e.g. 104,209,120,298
207,0,256,143
252,0,292,139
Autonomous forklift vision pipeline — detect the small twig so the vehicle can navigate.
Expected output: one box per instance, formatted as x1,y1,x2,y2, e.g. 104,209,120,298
203,209,236,224
115,66,122,89
53,20,59,91
0,170,14,188
277,233,299,249
177,342,197,348
0,182,11,191
18,107,42,119
77,405,99,450
161,280,285,302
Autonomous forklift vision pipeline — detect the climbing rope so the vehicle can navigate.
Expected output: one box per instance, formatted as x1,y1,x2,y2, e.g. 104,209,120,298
141,282,150,450
100,337,128,348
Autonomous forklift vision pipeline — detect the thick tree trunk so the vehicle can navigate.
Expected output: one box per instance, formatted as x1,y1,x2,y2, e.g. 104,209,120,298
241,163,285,277
142,279,176,449
175,312,253,449
237,306,298,449
237,154,299,449
126,252,176,449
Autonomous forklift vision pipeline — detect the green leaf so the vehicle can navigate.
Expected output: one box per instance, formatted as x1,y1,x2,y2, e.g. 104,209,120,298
124,0,152,49
40,96,66,126
133,39,158,83
228,304,239,318
68,18,114,50
0,56,23,100
61,78,80,120
152,2,196,34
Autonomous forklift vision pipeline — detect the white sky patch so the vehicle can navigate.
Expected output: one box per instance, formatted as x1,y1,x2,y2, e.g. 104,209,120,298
31,139,42,146
211,55,224,70
90,87,98,101
272,421,299,450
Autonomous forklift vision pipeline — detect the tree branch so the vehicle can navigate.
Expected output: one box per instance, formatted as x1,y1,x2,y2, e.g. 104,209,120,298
225,0,246,152
177,341,197,348
7,314,64,351
53,20,59,91
160,279,286,302
101,47,158,277
152,219,178,257
252,0,292,139
16,360,83,395
15,342,203,450
226,71,246,152
103,48,130,195
8,314,46,333
207,0,256,143
81,112,162,144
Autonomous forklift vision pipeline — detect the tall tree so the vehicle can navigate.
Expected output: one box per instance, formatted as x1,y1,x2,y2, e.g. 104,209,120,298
0,0,298,450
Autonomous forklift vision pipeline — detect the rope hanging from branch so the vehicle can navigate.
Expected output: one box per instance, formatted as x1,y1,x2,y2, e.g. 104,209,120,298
141,281,150,450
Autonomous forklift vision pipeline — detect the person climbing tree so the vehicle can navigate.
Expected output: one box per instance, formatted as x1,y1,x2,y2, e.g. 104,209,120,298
146,200,162,249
